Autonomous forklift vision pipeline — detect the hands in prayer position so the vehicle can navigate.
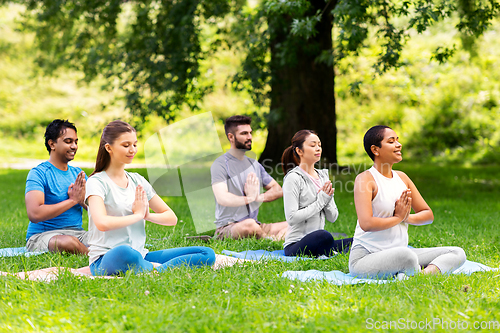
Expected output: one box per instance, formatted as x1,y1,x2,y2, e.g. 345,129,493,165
321,180,334,196
394,189,412,223
67,171,86,206
132,185,149,219
244,172,260,203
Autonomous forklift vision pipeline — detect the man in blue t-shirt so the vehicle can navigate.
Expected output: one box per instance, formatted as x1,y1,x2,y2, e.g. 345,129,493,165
211,115,288,240
25,119,89,254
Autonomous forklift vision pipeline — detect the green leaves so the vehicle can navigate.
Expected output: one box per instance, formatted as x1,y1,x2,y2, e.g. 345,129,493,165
334,0,500,75
18,0,237,127
10,0,500,130
456,0,500,37
265,0,311,16
408,0,455,33
333,0,372,57
290,11,321,39
431,45,457,64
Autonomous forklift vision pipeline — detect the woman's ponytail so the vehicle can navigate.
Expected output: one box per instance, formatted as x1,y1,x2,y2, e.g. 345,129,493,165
91,139,110,177
281,145,299,175
281,129,316,175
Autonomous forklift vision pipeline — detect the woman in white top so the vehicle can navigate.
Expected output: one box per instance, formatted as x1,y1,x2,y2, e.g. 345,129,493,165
349,125,466,278
86,120,215,276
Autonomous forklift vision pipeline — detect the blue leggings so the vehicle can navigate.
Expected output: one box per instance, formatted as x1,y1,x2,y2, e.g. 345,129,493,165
284,229,353,257
90,245,216,276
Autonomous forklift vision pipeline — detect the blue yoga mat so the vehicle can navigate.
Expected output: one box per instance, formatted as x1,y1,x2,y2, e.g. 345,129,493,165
221,249,329,262
282,270,392,285
282,260,498,285
222,249,498,285
0,247,46,258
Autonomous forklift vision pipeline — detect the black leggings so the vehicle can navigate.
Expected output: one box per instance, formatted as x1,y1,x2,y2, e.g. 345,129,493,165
284,229,353,257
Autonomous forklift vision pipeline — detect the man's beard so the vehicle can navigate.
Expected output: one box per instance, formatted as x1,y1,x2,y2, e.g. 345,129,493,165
235,138,252,150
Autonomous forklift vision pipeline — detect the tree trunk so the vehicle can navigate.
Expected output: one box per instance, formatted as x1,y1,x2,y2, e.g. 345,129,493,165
259,0,337,167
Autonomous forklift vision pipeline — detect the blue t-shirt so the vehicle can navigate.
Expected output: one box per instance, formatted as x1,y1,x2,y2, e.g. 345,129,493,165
25,161,86,241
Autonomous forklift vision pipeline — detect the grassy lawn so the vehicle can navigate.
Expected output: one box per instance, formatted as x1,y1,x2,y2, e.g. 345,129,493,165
0,164,499,332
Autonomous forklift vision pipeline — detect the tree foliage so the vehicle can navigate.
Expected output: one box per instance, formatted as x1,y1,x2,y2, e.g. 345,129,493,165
9,0,499,116
227,0,499,163
10,0,244,126
232,0,500,104
2,0,499,162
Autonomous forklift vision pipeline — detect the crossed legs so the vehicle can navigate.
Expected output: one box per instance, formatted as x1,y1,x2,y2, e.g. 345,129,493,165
349,245,466,278
90,245,216,276
26,229,89,255
284,229,353,257
48,235,88,255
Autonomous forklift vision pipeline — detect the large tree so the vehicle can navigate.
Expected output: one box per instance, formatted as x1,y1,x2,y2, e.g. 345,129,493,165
7,0,499,163
234,0,500,164
236,0,339,164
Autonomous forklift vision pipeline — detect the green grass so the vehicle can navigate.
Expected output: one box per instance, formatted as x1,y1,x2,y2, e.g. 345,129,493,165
0,165,499,332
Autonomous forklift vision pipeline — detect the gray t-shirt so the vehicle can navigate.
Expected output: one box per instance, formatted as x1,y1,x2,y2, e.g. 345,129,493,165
85,171,156,265
211,152,273,228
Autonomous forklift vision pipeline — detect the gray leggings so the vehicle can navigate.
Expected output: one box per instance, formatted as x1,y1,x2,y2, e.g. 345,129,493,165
349,245,466,278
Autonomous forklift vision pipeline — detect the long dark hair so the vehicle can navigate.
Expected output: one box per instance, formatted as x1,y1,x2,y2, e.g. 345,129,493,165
281,130,316,175
90,120,136,176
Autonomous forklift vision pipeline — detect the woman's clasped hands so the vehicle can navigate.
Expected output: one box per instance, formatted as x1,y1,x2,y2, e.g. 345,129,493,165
394,189,412,223
321,180,335,196
132,185,150,220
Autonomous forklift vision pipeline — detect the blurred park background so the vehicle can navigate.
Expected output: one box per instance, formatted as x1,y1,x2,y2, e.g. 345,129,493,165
0,1,499,167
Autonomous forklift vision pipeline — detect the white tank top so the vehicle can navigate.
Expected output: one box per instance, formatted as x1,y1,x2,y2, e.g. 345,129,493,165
352,166,409,252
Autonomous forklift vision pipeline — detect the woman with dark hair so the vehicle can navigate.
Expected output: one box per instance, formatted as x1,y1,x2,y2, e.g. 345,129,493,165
86,120,215,276
281,130,353,257
349,125,466,278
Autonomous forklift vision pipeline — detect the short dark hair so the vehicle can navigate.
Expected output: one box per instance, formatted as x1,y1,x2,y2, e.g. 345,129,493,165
363,125,391,161
44,119,77,154
224,115,252,137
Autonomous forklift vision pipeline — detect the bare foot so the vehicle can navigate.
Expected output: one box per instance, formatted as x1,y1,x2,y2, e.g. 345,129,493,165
422,264,441,275
76,266,92,275
212,254,253,270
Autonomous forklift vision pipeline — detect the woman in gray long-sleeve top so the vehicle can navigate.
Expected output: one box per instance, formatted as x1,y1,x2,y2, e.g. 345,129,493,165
281,130,353,257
